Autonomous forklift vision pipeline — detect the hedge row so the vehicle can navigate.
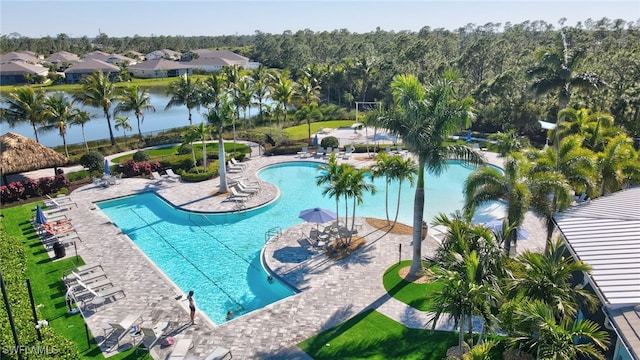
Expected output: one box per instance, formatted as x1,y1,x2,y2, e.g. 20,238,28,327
0,175,70,204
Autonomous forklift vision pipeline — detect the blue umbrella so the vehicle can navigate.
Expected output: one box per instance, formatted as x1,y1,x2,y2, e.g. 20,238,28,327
104,159,110,176
312,134,319,147
299,207,336,224
35,205,47,225
466,130,472,143
485,220,529,240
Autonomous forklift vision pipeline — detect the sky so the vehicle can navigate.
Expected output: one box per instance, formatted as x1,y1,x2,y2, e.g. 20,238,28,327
1,0,639,38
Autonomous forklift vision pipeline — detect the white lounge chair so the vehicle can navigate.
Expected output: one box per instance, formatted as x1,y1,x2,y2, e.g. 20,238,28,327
103,313,142,349
204,347,232,360
169,338,194,360
151,171,169,182
165,169,181,181
226,161,243,173
136,321,170,354
227,187,250,203
230,158,247,169
297,146,310,158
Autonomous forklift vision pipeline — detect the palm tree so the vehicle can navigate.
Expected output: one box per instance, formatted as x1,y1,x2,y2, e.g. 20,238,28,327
316,154,346,225
294,102,323,140
206,98,235,194
114,115,132,140
165,74,201,125
74,71,119,145
508,299,609,359
596,134,640,195
371,152,417,226
68,109,94,153
114,85,156,139
182,126,201,173
271,70,296,129
379,72,482,277
195,121,210,171
488,130,529,157
250,65,272,128
556,108,615,152
1,87,46,142
342,166,375,243
43,92,74,157
235,77,254,129
464,155,531,255
510,237,598,320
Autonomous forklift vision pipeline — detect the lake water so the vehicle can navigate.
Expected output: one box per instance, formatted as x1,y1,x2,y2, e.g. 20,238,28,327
2,90,264,148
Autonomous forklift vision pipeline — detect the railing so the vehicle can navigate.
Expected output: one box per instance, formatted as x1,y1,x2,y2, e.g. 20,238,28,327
264,227,282,243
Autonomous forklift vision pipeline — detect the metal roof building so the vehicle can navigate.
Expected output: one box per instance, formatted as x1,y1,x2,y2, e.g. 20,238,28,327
555,187,640,360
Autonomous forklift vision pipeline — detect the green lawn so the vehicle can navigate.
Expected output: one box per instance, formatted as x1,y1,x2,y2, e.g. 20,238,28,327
110,142,250,163
0,203,146,360
382,260,443,311
283,120,357,140
298,309,458,359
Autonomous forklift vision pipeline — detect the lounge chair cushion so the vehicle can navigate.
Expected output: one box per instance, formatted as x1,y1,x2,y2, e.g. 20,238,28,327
204,347,232,360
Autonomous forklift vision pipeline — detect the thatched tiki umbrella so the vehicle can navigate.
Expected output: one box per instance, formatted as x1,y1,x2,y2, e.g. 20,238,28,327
0,132,68,183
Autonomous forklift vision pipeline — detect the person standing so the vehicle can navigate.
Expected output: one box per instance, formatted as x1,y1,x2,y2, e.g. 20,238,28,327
187,290,196,325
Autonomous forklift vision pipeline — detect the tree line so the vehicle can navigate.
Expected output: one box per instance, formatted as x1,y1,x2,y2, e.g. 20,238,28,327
2,17,639,141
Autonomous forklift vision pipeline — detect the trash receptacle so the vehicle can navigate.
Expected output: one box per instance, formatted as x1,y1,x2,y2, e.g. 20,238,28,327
53,242,66,259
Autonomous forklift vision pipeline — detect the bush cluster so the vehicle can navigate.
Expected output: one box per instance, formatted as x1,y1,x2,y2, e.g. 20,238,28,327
122,160,161,177
0,174,70,204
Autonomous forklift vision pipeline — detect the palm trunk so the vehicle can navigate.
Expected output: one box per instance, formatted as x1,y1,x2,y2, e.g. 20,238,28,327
468,313,474,347
136,114,143,139
202,139,207,171
62,135,69,158
105,111,115,146
188,108,193,125
458,316,465,350
31,123,40,143
393,182,403,226
409,159,426,277
385,179,390,224
81,125,89,152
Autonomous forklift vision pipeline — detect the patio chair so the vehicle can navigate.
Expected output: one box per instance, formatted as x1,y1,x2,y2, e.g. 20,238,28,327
227,187,250,202
297,146,310,158
168,338,194,360
230,158,247,169
165,169,181,181
103,313,142,350
238,181,259,194
151,171,169,182
45,195,77,209
323,147,333,158
226,161,243,173
136,321,170,354
204,347,233,360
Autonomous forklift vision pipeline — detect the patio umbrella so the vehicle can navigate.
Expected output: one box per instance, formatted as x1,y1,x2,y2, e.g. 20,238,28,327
104,159,110,176
484,220,529,240
35,205,47,225
312,134,319,147
299,207,336,224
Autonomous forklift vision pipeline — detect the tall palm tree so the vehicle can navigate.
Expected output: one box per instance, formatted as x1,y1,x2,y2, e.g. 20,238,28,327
206,98,235,194
42,92,74,157
464,155,531,255
74,71,119,145
1,87,46,142
68,109,94,153
194,121,210,171
510,237,598,320
379,72,482,277
508,299,609,359
114,115,132,140
235,77,254,129
295,102,323,140
114,85,156,139
556,108,615,152
165,74,201,125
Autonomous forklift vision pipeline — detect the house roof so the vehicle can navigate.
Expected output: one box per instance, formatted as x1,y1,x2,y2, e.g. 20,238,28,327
128,59,192,71
83,50,110,61
105,54,135,63
0,51,39,64
609,306,640,360
184,57,234,66
0,61,49,75
554,187,640,307
206,50,248,61
64,59,119,73
45,51,80,63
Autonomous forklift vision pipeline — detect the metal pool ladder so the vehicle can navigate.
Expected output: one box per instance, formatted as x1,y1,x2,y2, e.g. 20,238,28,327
265,227,282,243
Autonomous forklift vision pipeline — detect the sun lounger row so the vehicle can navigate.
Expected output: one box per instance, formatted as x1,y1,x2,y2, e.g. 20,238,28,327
152,169,181,182
63,263,126,312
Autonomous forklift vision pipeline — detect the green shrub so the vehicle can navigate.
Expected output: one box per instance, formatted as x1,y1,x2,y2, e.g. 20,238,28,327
132,150,150,162
320,136,339,149
79,151,104,172
180,161,220,182
157,154,195,172
177,143,192,155
67,170,90,182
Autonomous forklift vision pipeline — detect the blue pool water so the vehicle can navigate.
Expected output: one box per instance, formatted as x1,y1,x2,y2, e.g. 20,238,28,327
98,161,504,324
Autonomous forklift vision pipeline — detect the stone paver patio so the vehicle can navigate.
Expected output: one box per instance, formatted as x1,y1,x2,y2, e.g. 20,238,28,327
47,149,547,359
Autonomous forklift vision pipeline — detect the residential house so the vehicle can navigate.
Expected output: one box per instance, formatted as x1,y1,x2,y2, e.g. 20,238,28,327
145,49,181,61
123,50,145,61
0,61,49,85
104,54,137,66
128,59,192,79
63,59,119,83
44,51,80,70
181,56,234,72
82,50,110,62
0,51,40,64
554,187,640,360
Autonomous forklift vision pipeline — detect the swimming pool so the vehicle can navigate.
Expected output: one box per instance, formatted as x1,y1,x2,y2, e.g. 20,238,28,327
98,161,504,324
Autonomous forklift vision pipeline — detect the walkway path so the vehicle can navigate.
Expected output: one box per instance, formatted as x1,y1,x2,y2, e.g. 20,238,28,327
42,149,547,359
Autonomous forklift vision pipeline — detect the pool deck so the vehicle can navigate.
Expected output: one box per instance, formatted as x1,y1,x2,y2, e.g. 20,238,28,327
54,150,548,359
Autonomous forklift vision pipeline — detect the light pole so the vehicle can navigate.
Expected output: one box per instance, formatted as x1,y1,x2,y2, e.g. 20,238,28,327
25,278,42,341
0,269,24,360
